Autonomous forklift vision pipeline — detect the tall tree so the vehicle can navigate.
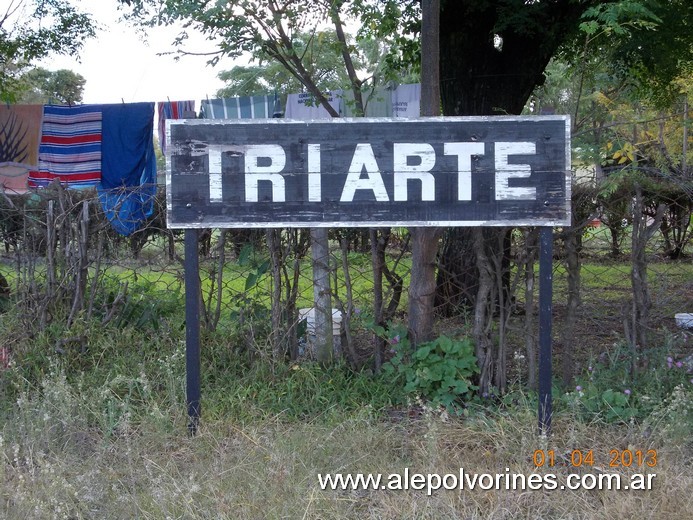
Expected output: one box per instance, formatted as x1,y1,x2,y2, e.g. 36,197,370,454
361,0,692,390
17,67,86,104
120,0,693,377
0,0,95,102
215,29,362,99
120,0,377,115
407,0,440,348
436,1,590,392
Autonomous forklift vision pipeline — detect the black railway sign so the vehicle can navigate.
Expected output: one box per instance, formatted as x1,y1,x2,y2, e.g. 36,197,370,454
166,116,571,228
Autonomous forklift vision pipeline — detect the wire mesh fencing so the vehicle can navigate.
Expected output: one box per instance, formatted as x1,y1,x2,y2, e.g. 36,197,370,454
0,172,690,388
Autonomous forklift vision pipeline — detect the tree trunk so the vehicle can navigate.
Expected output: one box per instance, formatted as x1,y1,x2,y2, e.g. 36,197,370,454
523,228,539,390
629,185,665,367
406,0,442,348
434,228,477,315
408,227,441,347
268,229,284,360
561,226,580,387
437,0,586,311
473,229,494,395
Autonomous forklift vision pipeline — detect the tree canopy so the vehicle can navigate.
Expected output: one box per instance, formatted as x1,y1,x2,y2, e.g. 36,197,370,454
216,29,361,99
0,0,95,102
16,67,86,104
119,0,413,115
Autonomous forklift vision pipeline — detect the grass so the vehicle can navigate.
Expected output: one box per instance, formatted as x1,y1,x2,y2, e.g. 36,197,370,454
1,300,691,519
2,378,690,519
1,241,692,519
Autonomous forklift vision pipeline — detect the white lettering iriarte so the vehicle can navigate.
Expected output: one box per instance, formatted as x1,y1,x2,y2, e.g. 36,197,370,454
244,144,286,202
393,143,436,201
495,142,537,201
307,144,321,202
207,139,543,206
444,142,485,201
340,143,389,202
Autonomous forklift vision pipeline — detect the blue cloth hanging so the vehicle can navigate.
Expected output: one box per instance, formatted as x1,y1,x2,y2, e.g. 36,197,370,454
97,102,157,236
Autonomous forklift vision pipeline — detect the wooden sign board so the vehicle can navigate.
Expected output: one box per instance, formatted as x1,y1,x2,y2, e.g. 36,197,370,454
166,116,570,228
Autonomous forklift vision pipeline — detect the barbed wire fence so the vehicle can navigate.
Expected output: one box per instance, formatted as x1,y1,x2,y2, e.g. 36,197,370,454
1,169,690,388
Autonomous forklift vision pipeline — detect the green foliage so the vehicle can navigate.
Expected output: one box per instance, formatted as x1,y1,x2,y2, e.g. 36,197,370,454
561,336,693,425
237,243,270,291
225,293,272,351
112,279,183,330
216,30,360,99
16,67,86,104
381,325,479,413
352,0,421,81
204,358,396,422
211,243,274,349
577,0,693,107
0,0,95,102
579,1,660,37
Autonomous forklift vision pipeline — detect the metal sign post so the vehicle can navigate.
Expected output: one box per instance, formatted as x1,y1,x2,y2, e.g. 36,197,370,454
538,227,554,435
167,116,570,434
184,228,201,435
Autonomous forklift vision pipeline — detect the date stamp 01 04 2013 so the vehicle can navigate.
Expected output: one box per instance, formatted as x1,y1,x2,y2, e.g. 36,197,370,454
533,449,657,469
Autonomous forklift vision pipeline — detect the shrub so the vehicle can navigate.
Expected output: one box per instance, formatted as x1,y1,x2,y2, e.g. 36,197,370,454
381,325,479,413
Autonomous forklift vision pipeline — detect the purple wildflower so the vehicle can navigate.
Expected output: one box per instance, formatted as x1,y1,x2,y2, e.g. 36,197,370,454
624,389,631,396
675,361,683,369
575,385,582,392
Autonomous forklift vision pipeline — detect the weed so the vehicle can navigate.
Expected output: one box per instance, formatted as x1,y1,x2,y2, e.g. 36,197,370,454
560,335,693,426
380,324,479,414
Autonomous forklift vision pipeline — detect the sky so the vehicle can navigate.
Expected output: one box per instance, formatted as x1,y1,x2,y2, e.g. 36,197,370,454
40,0,233,105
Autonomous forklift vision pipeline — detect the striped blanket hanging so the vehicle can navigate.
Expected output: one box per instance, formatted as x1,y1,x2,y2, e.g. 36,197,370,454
28,105,102,189
200,95,279,120
157,100,195,155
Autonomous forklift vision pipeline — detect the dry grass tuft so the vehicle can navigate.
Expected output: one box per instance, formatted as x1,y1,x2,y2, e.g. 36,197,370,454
2,397,691,519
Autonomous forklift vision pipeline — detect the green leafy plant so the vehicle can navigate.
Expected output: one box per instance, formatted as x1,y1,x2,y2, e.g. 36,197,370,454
561,336,692,424
381,325,479,413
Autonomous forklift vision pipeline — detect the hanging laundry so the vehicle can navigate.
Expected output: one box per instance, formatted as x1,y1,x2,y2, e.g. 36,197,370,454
391,83,421,118
201,94,278,119
284,90,342,119
340,87,393,118
157,100,195,155
97,102,157,236
28,105,102,189
0,104,43,194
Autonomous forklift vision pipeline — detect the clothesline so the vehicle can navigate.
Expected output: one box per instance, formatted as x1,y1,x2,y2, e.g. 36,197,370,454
1,102,157,236
197,83,421,121
0,83,422,236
